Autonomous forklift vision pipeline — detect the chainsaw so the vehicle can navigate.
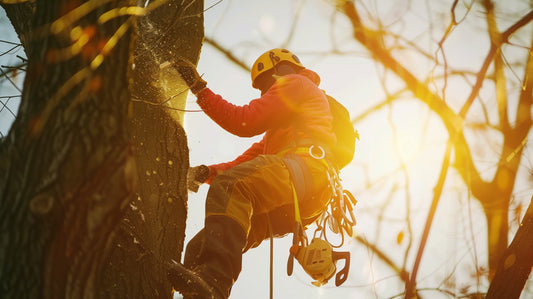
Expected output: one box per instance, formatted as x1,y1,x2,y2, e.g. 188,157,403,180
290,238,350,286
286,184,357,287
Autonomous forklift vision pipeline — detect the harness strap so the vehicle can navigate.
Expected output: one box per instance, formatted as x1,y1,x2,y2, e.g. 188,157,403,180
281,154,313,204
282,154,312,277
291,181,302,224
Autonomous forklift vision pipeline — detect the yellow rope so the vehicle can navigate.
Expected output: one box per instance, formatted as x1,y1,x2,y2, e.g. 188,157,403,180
291,182,302,224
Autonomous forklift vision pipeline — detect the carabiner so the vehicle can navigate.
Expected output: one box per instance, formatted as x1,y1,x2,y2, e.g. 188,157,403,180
309,145,326,160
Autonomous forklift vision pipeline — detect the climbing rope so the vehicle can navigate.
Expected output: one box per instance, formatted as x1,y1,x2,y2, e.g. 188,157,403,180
315,167,357,248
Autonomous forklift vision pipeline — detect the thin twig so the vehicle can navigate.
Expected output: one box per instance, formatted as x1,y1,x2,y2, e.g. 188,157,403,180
0,95,18,117
355,235,408,283
131,96,202,112
0,67,22,93
204,36,251,72
405,137,454,297
281,0,307,48
459,8,533,118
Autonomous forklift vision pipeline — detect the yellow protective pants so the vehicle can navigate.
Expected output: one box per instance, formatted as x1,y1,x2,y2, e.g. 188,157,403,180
205,154,331,250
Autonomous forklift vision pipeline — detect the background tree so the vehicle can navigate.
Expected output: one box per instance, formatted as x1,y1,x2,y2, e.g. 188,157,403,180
337,0,532,294
0,0,202,298
487,195,533,298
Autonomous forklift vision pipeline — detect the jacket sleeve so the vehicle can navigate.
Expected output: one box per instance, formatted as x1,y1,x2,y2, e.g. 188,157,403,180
196,76,306,137
206,138,265,184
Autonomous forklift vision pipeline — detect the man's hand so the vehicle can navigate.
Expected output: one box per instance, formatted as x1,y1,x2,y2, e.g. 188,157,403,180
174,58,207,94
187,165,210,193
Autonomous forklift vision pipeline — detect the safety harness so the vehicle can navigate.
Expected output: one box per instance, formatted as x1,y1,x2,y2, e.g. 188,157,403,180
281,145,357,287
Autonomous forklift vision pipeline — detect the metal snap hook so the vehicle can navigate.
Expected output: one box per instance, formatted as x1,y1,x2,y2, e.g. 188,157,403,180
309,145,325,159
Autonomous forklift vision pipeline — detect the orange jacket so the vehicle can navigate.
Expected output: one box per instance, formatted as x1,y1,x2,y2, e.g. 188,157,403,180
196,69,336,182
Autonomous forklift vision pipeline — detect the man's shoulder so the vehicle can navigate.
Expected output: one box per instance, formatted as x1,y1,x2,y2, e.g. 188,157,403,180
276,73,319,91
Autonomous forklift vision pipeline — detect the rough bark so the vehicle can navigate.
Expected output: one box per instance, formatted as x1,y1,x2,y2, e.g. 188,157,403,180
0,0,203,298
100,1,204,297
486,196,533,299
0,1,137,298
0,0,35,52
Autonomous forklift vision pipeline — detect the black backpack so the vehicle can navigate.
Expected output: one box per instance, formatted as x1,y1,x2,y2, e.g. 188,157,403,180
325,94,357,169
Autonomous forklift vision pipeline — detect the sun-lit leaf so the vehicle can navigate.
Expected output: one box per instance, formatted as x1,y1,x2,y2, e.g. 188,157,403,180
396,231,404,245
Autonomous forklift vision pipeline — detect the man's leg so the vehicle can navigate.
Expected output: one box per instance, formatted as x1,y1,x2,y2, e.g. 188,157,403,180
170,154,329,297
170,155,293,297
170,216,246,298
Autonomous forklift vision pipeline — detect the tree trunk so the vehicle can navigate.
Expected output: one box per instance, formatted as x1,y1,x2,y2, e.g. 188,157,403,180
340,0,533,283
486,195,533,298
482,195,510,280
0,1,137,298
100,1,204,297
0,0,203,298
0,1,34,52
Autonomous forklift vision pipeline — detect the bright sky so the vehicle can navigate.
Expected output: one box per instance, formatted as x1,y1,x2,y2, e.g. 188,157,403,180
1,1,532,298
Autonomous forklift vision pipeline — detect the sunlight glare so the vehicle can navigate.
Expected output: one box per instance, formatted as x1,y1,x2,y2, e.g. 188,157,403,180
259,15,275,35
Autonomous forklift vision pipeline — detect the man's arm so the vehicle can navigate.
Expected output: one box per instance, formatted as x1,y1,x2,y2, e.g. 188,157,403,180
196,76,306,137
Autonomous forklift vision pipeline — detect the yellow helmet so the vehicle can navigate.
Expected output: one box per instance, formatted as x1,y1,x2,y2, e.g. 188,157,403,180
251,48,304,88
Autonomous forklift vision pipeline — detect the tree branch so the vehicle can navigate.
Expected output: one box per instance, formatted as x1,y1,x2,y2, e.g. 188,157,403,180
204,36,251,72
483,0,510,131
515,29,533,131
355,235,409,284
339,0,486,200
352,89,406,124
458,7,533,119
340,1,462,136
405,138,454,298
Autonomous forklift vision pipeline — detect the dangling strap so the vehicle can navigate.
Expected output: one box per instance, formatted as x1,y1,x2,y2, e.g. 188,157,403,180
282,154,313,203
282,154,313,276
267,215,274,299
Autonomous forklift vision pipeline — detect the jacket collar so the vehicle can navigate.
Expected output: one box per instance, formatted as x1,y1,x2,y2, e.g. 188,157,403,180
298,68,321,86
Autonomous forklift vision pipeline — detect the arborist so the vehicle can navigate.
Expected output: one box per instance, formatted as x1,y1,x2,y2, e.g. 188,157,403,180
167,48,347,298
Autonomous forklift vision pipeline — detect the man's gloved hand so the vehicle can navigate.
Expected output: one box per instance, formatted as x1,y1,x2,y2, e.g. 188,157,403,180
187,165,210,193
174,58,207,94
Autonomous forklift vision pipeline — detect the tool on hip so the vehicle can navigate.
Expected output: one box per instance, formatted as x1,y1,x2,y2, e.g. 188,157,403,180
284,145,357,287
317,167,357,248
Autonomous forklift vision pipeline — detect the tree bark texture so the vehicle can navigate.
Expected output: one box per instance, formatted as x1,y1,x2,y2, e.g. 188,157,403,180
0,1,137,298
101,1,204,297
0,0,203,298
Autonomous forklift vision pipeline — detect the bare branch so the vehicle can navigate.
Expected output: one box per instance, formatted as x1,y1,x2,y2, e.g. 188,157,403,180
405,138,454,298
0,95,19,117
339,1,489,220
204,36,251,72
483,0,510,131
0,66,22,93
340,1,462,133
458,8,533,118
515,30,533,130
352,89,406,124
281,0,307,48
355,235,409,283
